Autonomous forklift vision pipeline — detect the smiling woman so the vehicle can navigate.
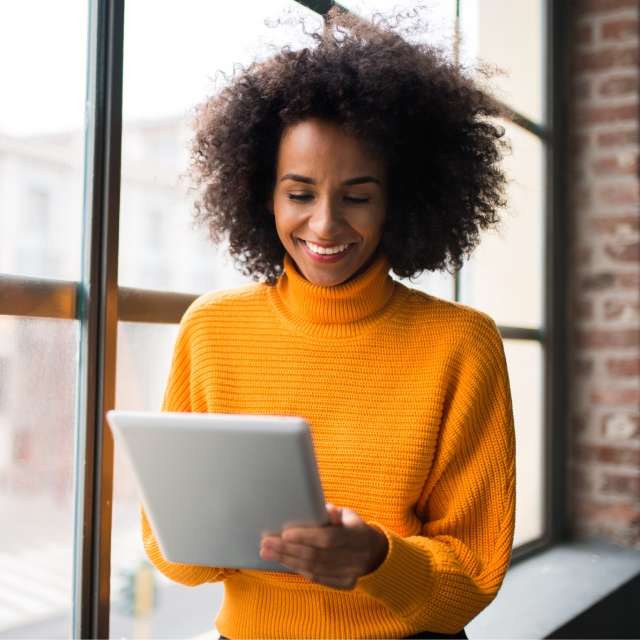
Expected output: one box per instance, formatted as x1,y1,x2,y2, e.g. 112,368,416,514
138,5,516,640
267,117,388,287
188,7,510,287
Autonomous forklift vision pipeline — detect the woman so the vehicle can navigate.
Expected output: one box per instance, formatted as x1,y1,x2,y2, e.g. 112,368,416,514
141,6,516,639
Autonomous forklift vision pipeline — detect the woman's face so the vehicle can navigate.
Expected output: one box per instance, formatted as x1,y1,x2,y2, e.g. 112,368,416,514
268,117,388,287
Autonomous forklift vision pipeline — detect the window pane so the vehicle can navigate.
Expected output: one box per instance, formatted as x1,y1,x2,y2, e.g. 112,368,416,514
0,1,88,281
458,119,545,329
340,0,456,58
0,316,78,638
392,270,456,302
460,0,544,124
504,339,545,547
118,0,322,294
111,322,223,638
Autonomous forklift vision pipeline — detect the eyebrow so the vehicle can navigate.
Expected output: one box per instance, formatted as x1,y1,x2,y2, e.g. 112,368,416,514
279,173,382,187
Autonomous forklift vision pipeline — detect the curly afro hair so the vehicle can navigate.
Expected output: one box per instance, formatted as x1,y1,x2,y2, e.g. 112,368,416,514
189,5,511,285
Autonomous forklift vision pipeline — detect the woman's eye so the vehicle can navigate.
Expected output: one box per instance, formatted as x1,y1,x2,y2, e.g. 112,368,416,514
286,194,369,203
345,196,369,204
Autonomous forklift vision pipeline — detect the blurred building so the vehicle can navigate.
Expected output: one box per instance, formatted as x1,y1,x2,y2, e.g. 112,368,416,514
0,116,251,502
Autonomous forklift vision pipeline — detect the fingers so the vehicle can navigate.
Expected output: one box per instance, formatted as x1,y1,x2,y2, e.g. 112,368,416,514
339,507,361,526
263,540,366,578
326,502,343,526
281,523,345,549
259,504,368,591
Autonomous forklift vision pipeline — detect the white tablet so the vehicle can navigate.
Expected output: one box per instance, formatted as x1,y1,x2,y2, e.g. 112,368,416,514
106,410,329,573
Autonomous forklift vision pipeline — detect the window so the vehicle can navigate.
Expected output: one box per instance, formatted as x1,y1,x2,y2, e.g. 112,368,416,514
0,316,80,636
339,0,550,550
0,1,88,638
0,355,9,414
113,1,324,637
0,0,562,637
457,0,548,548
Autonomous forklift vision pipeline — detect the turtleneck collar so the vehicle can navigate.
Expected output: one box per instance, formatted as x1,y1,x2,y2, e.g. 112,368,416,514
270,249,397,332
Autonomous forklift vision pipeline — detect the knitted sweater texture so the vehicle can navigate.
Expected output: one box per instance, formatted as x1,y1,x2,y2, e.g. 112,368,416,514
140,250,516,639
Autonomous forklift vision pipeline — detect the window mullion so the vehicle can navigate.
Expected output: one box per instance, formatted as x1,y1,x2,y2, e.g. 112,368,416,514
545,0,570,546
72,1,124,638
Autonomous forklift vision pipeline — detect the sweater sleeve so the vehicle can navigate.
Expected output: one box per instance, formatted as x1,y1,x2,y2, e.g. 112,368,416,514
139,307,240,586
354,315,516,634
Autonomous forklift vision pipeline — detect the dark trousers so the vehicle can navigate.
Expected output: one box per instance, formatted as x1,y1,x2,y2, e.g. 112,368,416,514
219,629,467,639
400,629,467,639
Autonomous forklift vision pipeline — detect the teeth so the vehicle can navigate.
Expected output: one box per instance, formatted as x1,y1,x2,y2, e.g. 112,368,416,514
304,240,351,255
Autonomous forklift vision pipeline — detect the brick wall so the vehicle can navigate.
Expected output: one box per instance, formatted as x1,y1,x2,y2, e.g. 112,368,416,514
568,0,640,546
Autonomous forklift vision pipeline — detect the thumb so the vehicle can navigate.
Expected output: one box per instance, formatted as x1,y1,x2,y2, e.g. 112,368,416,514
325,502,343,526
339,507,364,529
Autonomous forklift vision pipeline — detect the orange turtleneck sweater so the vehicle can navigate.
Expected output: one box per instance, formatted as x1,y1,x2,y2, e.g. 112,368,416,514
140,250,516,639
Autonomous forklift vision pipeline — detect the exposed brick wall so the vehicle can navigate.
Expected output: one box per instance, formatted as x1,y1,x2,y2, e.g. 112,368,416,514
568,0,640,546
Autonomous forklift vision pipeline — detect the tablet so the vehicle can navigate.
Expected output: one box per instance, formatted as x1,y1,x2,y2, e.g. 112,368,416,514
106,410,329,573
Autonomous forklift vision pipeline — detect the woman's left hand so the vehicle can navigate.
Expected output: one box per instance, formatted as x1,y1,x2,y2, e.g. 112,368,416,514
259,503,389,590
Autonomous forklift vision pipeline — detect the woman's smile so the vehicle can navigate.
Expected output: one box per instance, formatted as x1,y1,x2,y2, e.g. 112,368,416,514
297,238,358,263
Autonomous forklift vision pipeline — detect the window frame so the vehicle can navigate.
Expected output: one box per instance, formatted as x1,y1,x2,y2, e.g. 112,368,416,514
0,0,569,636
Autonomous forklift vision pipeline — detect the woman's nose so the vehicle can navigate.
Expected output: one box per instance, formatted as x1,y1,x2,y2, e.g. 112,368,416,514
307,198,345,238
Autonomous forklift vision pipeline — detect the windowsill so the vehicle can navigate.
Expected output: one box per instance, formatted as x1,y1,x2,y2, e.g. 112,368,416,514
191,539,640,640
466,538,640,639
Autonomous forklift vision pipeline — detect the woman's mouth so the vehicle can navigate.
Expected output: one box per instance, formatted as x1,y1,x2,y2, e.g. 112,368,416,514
298,238,357,262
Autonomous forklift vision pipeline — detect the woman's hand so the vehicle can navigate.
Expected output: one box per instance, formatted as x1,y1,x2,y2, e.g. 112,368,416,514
259,503,389,590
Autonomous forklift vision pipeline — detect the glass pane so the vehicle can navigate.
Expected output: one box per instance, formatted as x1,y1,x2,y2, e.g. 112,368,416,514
340,0,456,58
458,119,545,329
504,339,545,547
118,0,322,294
0,316,78,638
392,270,456,302
111,322,223,639
460,0,544,124
0,1,88,281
